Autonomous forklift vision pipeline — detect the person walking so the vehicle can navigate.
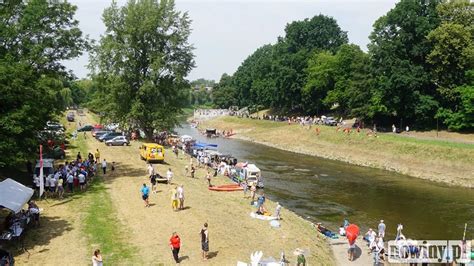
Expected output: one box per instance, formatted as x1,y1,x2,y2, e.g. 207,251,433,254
177,185,184,210
101,159,107,175
250,182,257,203
206,171,212,187
190,165,195,178
200,223,209,260
92,249,103,266
141,183,150,207
167,168,174,185
378,219,386,238
94,149,100,164
171,186,178,211
169,232,181,264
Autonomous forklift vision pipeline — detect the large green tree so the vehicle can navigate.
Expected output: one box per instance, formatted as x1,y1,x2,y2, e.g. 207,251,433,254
212,73,238,108
273,15,348,112
232,44,275,107
368,0,441,127
304,44,372,117
428,0,474,130
0,0,87,167
90,0,194,138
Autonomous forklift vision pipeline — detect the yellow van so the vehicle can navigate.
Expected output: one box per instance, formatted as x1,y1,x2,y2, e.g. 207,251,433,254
139,143,165,163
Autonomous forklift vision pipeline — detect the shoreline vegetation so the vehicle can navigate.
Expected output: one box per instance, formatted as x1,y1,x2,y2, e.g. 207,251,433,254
200,116,474,188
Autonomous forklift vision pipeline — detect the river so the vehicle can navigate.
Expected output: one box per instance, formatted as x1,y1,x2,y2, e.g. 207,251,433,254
176,124,474,240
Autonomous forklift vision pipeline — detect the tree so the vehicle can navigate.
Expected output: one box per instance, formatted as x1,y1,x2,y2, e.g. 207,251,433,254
304,44,372,117
232,44,275,107
0,0,87,167
368,0,441,127
90,0,194,138
272,15,348,112
212,73,238,108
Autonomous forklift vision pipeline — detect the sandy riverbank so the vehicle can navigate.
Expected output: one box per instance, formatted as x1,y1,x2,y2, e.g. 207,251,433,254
13,112,335,265
200,116,474,188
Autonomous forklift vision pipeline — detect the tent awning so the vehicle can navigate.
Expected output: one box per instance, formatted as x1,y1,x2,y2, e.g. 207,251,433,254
0,178,34,213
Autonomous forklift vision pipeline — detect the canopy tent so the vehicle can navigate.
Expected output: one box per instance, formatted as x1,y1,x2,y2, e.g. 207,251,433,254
0,178,34,213
192,142,218,149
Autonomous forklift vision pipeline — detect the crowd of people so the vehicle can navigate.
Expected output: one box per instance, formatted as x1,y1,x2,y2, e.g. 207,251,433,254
32,148,111,199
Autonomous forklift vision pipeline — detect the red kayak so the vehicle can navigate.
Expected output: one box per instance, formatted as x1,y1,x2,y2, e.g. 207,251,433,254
208,184,243,192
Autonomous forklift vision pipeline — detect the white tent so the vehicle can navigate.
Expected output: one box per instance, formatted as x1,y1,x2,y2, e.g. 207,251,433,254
0,178,34,213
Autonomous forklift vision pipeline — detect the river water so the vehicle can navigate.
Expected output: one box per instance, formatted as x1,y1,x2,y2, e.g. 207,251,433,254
177,124,474,240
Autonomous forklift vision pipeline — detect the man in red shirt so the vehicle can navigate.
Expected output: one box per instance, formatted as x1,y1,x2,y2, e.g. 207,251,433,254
169,232,181,263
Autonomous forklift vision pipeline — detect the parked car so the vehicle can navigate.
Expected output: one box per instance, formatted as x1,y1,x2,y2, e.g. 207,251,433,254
105,123,119,131
99,132,124,142
66,112,75,122
105,136,130,146
323,116,338,126
44,145,65,159
78,125,94,132
94,131,113,140
45,121,65,132
35,159,55,177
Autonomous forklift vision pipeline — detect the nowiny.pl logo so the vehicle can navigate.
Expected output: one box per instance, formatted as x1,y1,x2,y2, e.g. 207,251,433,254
388,240,472,264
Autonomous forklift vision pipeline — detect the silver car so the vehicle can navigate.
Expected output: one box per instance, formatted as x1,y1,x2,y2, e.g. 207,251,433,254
105,136,130,146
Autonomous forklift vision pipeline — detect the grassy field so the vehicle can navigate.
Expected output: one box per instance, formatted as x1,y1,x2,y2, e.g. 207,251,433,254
201,116,474,187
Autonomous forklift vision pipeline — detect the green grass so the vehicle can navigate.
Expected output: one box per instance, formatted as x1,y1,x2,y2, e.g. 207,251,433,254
66,123,138,264
204,116,474,181
82,177,137,264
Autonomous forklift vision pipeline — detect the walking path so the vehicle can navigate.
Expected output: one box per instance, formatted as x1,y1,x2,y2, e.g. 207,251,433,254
330,237,382,266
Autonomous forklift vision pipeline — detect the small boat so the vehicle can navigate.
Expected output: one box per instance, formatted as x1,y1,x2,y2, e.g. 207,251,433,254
208,184,243,192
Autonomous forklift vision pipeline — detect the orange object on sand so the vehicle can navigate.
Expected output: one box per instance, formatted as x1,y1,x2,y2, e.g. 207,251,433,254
208,184,243,192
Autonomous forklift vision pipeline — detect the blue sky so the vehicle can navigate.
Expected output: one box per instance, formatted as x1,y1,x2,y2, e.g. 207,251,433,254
63,0,398,81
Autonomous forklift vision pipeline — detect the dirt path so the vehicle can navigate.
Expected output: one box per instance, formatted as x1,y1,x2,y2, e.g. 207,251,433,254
80,118,333,264
330,237,382,266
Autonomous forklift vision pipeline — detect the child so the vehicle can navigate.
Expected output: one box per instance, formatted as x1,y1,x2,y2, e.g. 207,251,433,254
111,162,115,174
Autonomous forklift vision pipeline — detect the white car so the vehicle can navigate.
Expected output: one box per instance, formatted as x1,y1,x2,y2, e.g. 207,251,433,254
105,123,119,131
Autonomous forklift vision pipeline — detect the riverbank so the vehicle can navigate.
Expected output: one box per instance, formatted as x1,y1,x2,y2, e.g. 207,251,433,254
14,111,335,265
200,116,474,188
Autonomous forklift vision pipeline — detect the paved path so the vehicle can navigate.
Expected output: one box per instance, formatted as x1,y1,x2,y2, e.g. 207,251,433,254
330,237,385,266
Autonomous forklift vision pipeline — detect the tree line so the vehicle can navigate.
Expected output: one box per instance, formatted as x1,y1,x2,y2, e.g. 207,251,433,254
211,0,473,131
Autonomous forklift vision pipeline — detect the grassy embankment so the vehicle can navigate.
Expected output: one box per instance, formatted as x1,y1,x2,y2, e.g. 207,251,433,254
201,116,474,187
63,115,138,264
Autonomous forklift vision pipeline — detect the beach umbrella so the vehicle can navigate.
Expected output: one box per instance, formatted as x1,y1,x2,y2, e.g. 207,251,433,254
346,224,360,243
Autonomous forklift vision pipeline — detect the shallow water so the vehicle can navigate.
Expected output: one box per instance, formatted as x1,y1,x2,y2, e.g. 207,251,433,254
177,124,474,240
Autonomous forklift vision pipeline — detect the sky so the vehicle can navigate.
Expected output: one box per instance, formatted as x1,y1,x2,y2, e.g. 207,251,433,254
63,0,398,81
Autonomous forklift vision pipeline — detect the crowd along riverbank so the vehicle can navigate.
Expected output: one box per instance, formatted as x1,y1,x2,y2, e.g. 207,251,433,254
14,111,335,265
200,116,474,188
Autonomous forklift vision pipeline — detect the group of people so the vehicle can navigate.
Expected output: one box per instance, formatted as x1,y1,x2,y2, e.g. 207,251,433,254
140,161,212,264
168,223,210,264
32,148,113,199
339,219,387,264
